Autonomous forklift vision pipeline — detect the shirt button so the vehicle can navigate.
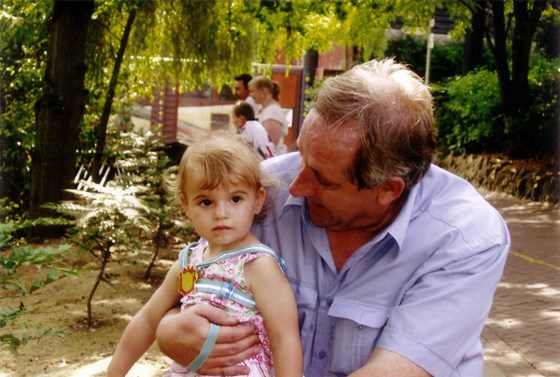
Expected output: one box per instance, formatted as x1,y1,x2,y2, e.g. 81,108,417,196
357,324,363,331
319,351,326,359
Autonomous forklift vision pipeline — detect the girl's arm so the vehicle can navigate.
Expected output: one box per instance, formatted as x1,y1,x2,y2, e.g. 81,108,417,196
245,256,303,377
107,261,183,377
262,118,284,146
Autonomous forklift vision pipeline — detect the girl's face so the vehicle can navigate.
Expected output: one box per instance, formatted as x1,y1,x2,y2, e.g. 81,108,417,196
181,163,265,254
249,85,266,104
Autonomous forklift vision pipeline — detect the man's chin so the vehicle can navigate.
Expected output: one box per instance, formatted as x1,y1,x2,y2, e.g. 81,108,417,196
308,210,332,229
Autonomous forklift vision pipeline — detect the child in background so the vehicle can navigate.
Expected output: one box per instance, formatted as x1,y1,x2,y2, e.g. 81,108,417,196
232,100,276,161
107,133,302,377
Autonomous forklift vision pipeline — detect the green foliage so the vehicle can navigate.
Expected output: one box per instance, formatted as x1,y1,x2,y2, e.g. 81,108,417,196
108,129,195,277
0,308,63,355
385,34,492,83
434,69,504,154
0,216,73,354
52,178,152,328
509,54,560,158
435,54,559,158
48,126,194,326
303,78,325,117
0,1,51,209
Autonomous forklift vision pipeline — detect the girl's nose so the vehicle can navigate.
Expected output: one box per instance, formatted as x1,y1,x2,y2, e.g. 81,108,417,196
213,202,228,219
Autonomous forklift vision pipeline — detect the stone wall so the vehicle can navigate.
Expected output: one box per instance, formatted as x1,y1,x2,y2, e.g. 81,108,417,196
436,153,559,204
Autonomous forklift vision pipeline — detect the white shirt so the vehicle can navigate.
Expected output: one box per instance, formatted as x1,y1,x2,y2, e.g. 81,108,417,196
238,120,276,161
245,96,261,115
258,103,289,155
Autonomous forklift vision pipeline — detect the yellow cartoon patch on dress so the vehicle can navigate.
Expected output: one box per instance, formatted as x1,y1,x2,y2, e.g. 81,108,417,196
179,264,198,295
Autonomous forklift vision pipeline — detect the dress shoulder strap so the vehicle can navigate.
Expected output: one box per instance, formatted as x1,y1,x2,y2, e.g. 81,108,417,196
197,243,286,273
178,241,200,269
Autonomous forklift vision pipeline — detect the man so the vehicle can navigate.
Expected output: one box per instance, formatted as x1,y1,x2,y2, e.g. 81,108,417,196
233,73,260,114
157,59,510,376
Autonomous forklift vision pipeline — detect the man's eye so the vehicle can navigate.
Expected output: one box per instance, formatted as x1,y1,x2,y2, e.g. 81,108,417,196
317,177,335,188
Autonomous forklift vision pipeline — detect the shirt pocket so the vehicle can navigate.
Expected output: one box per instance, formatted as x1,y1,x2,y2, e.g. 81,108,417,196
327,299,390,375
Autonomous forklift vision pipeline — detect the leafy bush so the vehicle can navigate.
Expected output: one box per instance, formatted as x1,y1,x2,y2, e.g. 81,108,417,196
52,180,152,328
434,69,504,154
511,54,559,158
109,130,195,278
385,35,470,83
435,54,559,159
0,217,74,354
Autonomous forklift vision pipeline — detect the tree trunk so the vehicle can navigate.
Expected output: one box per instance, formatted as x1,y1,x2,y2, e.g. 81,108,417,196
511,0,546,109
92,8,137,182
508,0,546,157
489,0,512,116
462,0,487,74
29,0,94,235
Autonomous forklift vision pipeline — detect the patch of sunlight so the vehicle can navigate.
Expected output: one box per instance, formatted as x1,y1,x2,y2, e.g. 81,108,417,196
94,297,144,306
136,282,153,290
498,281,560,297
485,317,522,328
114,312,134,321
158,259,175,267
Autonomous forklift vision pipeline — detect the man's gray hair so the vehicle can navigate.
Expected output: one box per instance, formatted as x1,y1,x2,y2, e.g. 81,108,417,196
314,58,436,190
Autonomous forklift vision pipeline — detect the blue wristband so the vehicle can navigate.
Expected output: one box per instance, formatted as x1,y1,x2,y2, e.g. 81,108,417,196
186,323,220,372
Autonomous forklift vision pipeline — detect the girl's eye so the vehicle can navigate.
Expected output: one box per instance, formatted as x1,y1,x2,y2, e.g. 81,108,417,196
231,196,242,203
200,199,212,207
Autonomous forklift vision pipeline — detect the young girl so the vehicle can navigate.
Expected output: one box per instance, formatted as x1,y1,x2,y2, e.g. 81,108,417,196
107,133,302,377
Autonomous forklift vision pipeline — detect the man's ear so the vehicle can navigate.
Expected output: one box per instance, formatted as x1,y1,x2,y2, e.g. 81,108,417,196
377,177,405,206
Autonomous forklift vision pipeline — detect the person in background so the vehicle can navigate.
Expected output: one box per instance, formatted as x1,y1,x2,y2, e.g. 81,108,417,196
156,59,510,377
234,73,260,115
107,133,302,377
249,76,289,155
232,100,276,161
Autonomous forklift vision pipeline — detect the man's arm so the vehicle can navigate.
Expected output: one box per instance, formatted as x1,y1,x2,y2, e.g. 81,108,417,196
349,348,431,377
156,304,260,375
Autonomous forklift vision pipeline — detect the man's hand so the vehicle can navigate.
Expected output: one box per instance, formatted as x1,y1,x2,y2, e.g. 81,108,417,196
156,304,260,376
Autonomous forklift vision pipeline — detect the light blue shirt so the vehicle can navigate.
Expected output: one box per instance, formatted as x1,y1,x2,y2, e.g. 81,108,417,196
254,152,510,377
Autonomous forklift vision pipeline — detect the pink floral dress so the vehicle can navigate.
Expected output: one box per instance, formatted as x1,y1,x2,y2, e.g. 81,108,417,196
165,240,285,377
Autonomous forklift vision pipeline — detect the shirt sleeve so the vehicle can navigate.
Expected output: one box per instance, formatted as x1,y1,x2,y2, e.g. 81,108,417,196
376,215,510,376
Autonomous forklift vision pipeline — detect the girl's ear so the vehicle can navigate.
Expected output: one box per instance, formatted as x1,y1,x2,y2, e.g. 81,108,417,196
180,194,190,217
254,187,266,214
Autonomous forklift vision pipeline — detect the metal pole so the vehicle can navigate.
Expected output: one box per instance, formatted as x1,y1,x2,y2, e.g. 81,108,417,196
425,18,435,85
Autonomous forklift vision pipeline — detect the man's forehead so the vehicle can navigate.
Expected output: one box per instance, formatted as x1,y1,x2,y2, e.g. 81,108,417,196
299,110,359,149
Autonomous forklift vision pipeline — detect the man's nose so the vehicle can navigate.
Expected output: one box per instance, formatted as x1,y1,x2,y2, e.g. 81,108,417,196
289,168,315,198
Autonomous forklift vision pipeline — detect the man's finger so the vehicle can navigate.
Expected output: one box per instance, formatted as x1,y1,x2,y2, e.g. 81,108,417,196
197,345,260,375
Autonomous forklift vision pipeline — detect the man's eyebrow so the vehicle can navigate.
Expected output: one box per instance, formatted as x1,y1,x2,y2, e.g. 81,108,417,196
311,166,339,187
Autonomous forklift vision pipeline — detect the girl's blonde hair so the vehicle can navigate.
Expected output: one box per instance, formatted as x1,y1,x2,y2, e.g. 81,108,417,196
168,132,277,224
